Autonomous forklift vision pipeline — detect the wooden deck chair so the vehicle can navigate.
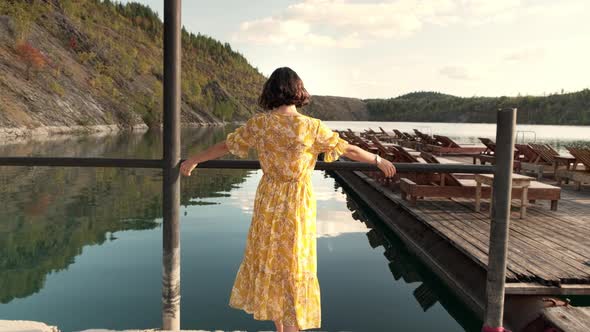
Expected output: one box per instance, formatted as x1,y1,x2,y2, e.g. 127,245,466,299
426,135,487,155
361,128,378,138
433,135,460,148
401,153,561,210
403,132,418,141
557,147,590,190
474,138,519,165
568,147,590,169
527,143,575,179
369,136,398,162
379,127,391,136
473,138,496,165
393,129,408,140
375,127,397,142
414,129,439,145
338,130,355,144
347,132,379,154
479,138,496,155
516,143,553,179
528,143,560,163
419,152,463,186
395,145,421,163
515,144,539,163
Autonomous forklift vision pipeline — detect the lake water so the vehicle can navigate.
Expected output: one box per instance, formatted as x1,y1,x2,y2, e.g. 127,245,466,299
0,120,587,331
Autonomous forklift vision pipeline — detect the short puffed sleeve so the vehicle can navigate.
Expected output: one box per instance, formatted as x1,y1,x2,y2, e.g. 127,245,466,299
225,115,260,158
313,120,349,162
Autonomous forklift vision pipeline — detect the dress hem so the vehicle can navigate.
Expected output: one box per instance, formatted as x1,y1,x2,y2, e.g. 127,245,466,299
228,302,321,331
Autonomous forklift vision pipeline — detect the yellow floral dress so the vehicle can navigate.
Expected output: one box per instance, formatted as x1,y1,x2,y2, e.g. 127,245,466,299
225,112,349,330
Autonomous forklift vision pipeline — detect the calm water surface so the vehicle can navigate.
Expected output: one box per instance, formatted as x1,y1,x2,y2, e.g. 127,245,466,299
3,120,586,331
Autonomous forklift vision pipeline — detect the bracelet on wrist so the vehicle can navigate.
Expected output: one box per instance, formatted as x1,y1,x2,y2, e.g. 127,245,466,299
374,154,381,165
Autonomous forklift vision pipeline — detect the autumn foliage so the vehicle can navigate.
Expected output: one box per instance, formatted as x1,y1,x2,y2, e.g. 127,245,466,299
16,42,47,80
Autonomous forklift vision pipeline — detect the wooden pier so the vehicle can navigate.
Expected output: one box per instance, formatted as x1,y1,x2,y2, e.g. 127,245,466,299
329,152,590,331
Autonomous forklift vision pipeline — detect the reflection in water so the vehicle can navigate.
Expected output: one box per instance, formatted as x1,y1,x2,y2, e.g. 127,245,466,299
0,127,252,305
333,178,483,332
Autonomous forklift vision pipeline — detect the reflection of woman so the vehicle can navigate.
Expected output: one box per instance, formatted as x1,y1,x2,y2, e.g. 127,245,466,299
180,67,395,331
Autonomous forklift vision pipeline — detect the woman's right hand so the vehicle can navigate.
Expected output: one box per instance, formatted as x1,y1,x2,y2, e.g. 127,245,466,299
180,158,198,176
377,158,396,178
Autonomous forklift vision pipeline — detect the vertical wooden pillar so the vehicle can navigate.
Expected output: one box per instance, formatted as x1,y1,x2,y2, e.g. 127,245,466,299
483,108,517,332
162,0,182,330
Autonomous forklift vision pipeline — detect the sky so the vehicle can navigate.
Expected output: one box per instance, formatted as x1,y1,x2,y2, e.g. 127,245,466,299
119,0,590,99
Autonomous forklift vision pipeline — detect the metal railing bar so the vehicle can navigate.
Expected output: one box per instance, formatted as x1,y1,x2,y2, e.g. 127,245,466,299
0,157,495,173
0,157,163,168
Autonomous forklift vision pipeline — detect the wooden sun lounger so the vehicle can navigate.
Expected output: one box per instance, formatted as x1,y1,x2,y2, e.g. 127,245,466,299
393,129,409,140
401,152,561,210
472,137,496,165
556,147,590,190
400,177,560,211
369,136,421,163
479,137,496,154
399,132,421,149
473,138,520,171
434,135,460,148
347,132,379,154
370,128,398,143
378,127,399,141
413,129,439,146
524,143,575,179
516,144,551,179
425,135,487,155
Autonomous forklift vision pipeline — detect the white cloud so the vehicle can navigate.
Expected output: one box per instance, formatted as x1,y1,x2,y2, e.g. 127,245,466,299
503,47,545,63
439,65,479,80
232,0,543,48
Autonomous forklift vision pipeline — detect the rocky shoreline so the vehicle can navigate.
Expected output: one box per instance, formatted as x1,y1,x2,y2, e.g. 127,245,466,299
0,320,237,332
0,121,234,143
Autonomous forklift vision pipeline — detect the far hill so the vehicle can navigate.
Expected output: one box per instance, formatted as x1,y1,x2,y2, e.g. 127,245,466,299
365,89,590,125
306,90,590,125
302,95,368,121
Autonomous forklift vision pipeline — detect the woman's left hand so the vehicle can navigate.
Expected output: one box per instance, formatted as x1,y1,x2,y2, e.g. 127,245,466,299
180,159,198,176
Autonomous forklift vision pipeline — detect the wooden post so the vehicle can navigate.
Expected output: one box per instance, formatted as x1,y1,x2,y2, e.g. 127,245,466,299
162,0,182,330
483,108,517,332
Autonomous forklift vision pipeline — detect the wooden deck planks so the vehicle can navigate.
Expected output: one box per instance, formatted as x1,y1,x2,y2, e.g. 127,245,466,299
446,199,590,282
352,169,590,287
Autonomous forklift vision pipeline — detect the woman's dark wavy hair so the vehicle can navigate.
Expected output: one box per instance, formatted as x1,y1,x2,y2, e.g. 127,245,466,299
258,67,311,110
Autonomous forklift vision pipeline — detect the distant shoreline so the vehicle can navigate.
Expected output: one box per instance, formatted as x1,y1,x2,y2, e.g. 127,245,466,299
0,121,230,141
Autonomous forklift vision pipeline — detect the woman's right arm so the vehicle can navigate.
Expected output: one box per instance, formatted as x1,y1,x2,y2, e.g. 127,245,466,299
342,144,397,178
180,141,229,176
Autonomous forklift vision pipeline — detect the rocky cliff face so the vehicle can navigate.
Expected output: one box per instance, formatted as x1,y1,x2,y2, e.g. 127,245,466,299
0,1,266,139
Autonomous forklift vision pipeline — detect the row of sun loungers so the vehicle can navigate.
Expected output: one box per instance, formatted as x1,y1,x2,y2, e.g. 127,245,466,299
358,127,488,155
341,128,588,190
335,129,590,211
471,138,588,188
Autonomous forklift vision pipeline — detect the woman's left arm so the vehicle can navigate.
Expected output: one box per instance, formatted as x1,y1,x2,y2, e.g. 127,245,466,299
180,141,230,176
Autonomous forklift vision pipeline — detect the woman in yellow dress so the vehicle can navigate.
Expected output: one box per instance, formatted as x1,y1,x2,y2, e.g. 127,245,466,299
180,67,396,332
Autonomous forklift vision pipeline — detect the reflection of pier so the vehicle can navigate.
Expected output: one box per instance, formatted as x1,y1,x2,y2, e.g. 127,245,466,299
342,186,483,331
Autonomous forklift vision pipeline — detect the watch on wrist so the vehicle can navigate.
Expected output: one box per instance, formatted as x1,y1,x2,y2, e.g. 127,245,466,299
374,154,382,165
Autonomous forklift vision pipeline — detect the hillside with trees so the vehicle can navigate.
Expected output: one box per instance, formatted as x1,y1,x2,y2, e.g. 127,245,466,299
365,90,590,125
0,0,266,137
